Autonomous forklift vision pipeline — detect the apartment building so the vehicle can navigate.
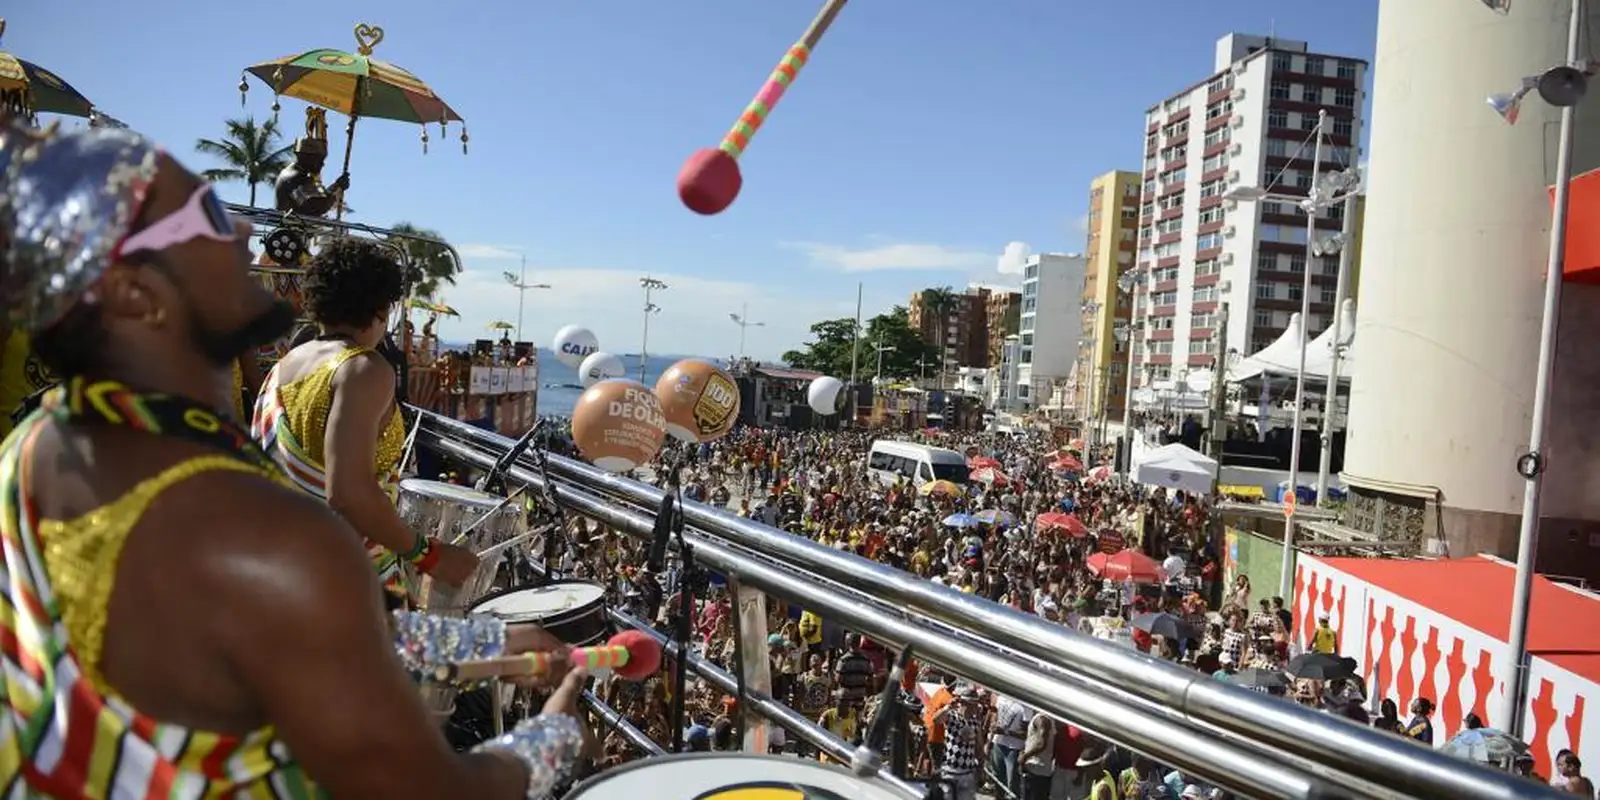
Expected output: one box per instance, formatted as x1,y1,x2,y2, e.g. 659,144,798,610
908,286,990,377
985,289,1022,368
1131,33,1367,392
1016,253,1086,410
1075,169,1142,421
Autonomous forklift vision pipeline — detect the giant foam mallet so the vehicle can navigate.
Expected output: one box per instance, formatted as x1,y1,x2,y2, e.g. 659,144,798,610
437,629,664,682
676,0,850,215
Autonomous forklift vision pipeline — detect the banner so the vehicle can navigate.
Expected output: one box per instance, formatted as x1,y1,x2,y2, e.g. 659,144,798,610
468,366,492,395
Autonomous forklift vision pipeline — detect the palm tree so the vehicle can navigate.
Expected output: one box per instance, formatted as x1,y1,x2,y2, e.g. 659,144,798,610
194,116,293,207
387,222,460,299
920,285,959,388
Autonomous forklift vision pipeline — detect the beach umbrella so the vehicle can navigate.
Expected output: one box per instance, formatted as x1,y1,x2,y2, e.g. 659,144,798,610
0,19,97,118
1228,668,1288,690
1442,727,1528,765
1131,612,1198,641
1086,550,1163,583
242,23,465,220
1049,455,1085,473
1286,652,1354,681
1087,465,1113,482
971,466,1010,487
968,455,1001,470
941,513,979,529
1036,511,1089,537
973,508,1016,527
919,479,963,498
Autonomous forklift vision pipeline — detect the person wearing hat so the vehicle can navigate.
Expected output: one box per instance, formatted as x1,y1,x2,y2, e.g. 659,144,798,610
1075,740,1117,800
0,120,589,797
685,724,713,752
931,684,986,800
1311,611,1339,655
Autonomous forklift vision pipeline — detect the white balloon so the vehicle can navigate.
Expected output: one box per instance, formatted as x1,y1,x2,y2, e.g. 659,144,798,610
579,351,627,388
552,324,599,369
807,376,846,416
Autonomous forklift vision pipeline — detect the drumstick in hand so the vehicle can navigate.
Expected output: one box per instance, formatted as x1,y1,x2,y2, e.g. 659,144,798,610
430,630,662,683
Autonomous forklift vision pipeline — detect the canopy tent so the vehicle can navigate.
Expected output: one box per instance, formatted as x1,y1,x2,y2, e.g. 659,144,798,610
1227,312,1303,382
1228,300,1356,382
1134,442,1218,494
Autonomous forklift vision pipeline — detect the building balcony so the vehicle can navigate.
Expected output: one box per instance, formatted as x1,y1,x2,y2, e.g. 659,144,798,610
1204,113,1232,132
1157,255,1180,269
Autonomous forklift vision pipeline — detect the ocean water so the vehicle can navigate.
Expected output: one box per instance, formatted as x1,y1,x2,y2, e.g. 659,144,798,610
529,348,715,418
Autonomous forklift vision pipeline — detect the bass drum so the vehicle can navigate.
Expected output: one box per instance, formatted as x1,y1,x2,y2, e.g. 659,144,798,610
396,479,523,616
568,753,905,800
471,581,610,646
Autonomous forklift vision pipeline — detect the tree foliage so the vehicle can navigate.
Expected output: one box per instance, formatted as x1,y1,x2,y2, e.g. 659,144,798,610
782,306,939,380
195,116,292,207
386,222,460,299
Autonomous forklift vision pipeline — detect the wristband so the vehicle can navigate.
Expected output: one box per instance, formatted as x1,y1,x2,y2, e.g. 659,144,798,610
401,531,429,562
415,538,441,574
473,713,585,800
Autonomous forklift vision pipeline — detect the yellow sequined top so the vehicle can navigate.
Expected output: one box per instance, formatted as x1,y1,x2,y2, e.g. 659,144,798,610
274,345,405,481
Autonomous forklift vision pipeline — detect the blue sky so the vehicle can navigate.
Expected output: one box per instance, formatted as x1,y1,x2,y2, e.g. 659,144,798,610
9,0,1376,361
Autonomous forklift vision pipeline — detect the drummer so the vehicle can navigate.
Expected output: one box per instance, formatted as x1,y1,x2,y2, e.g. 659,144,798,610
0,120,587,796
253,237,478,597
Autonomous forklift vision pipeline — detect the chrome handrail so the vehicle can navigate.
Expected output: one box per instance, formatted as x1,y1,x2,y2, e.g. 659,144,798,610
414,410,1564,800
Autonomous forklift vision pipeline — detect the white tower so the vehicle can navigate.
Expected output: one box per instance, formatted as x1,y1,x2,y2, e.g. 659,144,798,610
1343,0,1600,562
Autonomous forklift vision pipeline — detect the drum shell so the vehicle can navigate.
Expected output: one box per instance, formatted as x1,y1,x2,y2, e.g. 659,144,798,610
566,752,905,799
471,581,610,647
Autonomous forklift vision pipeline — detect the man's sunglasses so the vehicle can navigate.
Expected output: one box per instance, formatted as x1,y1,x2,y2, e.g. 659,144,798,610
115,183,237,259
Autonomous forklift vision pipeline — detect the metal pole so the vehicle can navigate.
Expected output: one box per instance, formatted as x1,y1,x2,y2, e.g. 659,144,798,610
515,255,527,343
1278,109,1325,602
1315,189,1360,504
1504,0,1582,737
1209,302,1230,460
1120,276,1142,475
850,282,863,423
738,302,747,359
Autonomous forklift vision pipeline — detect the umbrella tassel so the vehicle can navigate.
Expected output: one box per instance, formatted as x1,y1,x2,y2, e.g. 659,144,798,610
460,126,469,155
238,74,248,108
420,125,429,155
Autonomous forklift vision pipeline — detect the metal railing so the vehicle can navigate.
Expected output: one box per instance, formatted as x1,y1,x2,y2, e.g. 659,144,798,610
414,409,1562,800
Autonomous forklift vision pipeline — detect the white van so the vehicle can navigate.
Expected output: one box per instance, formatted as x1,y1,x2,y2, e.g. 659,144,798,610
866,440,970,488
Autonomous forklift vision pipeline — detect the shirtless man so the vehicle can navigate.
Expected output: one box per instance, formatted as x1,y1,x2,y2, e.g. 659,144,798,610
0,120,581,796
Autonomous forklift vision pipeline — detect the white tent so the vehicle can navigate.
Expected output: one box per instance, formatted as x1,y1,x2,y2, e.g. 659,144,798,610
1227,312,1304,381
1134,442,1218,495
1228,300,1357,382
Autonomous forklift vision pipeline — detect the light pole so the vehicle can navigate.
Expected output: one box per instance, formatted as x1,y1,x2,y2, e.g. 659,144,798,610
1476,0,1588,735
873,342,896,380
1081,300,1102,447
502,255,552,343
729,303,766,359
1224,108,1329,601
1311,168,1363,504
639,276,668,381
1116,267,1145,475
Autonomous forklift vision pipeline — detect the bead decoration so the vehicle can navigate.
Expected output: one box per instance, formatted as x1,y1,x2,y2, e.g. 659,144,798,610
393,610,506,676
472,713,584,800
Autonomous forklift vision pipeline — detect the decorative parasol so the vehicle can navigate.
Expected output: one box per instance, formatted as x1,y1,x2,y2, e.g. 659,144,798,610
407,297,458,316
241,24,466,219
486,320,515,331
0,19,97,119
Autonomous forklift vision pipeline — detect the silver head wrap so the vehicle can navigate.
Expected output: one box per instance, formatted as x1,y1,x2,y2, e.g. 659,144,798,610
0,118,160,333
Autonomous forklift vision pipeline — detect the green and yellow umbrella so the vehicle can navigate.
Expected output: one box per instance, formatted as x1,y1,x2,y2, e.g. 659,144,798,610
408,298,459,316
487,321,515,331
0,18,97,118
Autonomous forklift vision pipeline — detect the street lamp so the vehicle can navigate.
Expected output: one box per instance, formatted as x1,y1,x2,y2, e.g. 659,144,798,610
1477,0,1589,737
1081,300,1102,438
639,276,668,381
873,342,896,379
1116,267,1146,475
502,255,552,343
729,303,766,359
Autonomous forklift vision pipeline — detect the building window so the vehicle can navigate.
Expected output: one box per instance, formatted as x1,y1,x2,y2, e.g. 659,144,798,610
1193,286,1218,302
1157,218,1182,234
1288,254,1306,273
1299,85,1320,103
1333,118,1354,138
1301,114,1319,132
1268,109,1289,130
1195,258,1221,276
1335,87,1357,107
1122,207,1137,221
1202,153,1228,173
1199,178,1227,198
1188,340,1211,355
1207,77,1230,95
1198,206,1225,225
1254,310,1271,326
1256,283,1274,300
1337,61,1358,80
1288,284,1303,301
1322,287,1337,304
1304,56,1324,77
1206,100,1233,119
1257,251,1277,271
1203,127,1231,148
1265,138,1288,158
1191,312,1215,329
1273,52,1293,72
1270,81,1291,100
1320,256,1339,275
1196,232,1224,250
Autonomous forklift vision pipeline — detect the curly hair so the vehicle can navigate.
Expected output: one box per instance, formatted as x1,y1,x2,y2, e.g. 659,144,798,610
302,238,406,329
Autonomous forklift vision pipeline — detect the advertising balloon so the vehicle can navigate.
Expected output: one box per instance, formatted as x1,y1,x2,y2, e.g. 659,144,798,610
807,376,846,416
570,379,668,473
552,324,599,368
654,359,741,443
579,351,626,388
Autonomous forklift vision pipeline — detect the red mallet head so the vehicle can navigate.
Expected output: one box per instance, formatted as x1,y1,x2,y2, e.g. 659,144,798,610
611,629,663,681
677,147,743,216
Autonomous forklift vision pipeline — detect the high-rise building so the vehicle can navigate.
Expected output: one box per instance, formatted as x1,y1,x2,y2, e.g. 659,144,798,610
1130,34,1368,395
1016,254,1086,410
985,289,1022,368
907,286,990,379
1076,170,1142,423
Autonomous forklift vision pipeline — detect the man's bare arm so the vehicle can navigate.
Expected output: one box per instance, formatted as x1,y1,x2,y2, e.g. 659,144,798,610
206,482,533,797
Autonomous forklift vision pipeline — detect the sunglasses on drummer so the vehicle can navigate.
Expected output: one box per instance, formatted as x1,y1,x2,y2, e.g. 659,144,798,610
116,183,237,259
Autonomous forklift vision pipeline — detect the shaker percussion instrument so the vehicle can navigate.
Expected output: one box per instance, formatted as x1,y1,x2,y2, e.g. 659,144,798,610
471,581,610,647
567,753,902,800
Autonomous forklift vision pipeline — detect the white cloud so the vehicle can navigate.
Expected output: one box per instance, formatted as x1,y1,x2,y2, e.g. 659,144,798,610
454,244,523,260
996,241,1033,275
783,241,992,272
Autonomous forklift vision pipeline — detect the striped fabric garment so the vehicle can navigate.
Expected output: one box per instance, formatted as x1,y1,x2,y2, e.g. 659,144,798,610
0,414,320,799
250,364,403,587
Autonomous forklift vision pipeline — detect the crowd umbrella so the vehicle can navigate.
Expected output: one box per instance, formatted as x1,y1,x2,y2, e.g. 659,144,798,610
0,19,97,119
1228,667,1289,690
1442,727,1529,766
941,513,979,529
1286,652,1355,681
1131,611,1198,641
242,23,465,221
1036,511,1089,538
919,479,963,498
973,508,1016,528
971,466,1010,487
1086,551,1164,583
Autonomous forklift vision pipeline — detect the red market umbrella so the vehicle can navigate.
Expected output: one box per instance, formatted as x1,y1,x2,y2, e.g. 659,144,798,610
969,455,1002,470
1086,550,1164,583
971,466,1010,486
1049,455,1085,473
1036,511,1089,537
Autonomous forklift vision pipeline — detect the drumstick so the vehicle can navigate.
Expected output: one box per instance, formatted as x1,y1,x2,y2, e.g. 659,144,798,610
450,484,530,546
474,524,553,560
425,630,662,683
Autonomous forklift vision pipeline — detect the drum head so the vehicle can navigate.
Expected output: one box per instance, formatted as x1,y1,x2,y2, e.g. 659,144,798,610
567,753,904,800
399,479,502,508
471,582,605,622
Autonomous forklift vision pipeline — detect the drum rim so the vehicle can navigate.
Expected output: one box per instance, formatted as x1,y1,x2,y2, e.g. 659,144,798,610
566,752,892,796
398,478,505,507
470,581,607,625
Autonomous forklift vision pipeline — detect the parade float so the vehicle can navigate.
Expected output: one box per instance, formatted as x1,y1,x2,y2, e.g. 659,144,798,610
236,23,537,435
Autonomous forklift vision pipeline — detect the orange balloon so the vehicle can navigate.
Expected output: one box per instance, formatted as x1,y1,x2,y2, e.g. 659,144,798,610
570,379,668,472
654,359,741,443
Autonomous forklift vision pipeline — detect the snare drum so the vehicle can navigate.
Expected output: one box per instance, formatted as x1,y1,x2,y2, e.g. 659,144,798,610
471,581,609,646
396,479,523,616
568,753,905,800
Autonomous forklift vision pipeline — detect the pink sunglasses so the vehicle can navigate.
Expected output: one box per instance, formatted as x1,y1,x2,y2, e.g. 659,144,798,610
115,183,237,258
